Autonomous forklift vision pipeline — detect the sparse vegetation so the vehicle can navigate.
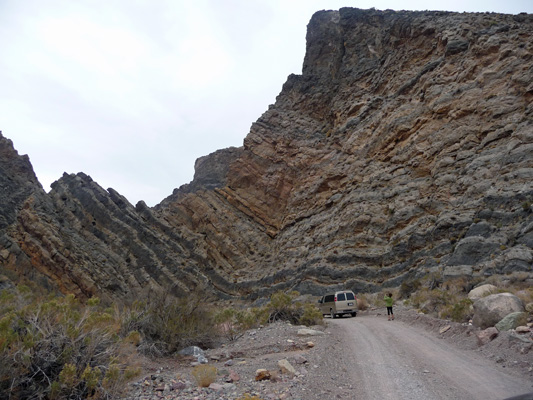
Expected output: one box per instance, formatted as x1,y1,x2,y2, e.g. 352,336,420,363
0,284,328,399
299,302,324,326
130,290,218,357
191,364,217,388
0,286,139,400
399,278,422,299
356,295,369,311
265,291,324,326
214,307,260,341
440,298,473,322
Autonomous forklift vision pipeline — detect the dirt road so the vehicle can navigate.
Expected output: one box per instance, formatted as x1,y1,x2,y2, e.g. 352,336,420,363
325,315,533,400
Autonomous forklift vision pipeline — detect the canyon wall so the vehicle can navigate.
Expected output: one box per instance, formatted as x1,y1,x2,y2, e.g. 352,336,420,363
1,8,532,301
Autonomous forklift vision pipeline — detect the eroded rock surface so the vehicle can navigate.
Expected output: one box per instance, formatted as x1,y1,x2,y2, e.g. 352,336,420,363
1,8,532,301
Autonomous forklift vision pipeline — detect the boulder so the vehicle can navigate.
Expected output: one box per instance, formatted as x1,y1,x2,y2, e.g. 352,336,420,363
468,284,498,300
255,369,271,381
495,312,528,332
476,327,499,345
178,346,208,364
278,359,296,376
439,325,451,334
515,326,531,334
472,293,525,329
292,354,308,364
208,383,224,391
227,370,240,383
297,328,324,336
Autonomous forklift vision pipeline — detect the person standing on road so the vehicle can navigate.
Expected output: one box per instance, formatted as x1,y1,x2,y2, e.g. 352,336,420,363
384,293,394,321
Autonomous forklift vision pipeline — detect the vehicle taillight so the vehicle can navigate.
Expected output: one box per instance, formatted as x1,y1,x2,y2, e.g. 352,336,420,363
334,296,337,302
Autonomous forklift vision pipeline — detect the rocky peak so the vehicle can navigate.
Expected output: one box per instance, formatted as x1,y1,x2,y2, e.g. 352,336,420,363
0,132,42,229
0,9,532,301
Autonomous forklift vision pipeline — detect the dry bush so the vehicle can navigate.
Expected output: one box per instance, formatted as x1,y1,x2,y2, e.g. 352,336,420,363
363,292,383,307
236,394,264,400
356,295,369,311
439,298,473,322
131,288,219,356
299,303,324,326
266,291,302,324
410,288,454,314
264,291,323,326
191,364,217,387
0,287,138,400
214,308,259,341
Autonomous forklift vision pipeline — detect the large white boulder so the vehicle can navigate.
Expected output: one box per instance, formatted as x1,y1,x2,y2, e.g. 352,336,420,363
472,293,525,329
468,284,498,300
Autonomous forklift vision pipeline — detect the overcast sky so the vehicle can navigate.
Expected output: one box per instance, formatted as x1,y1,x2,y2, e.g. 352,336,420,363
1,0,531,206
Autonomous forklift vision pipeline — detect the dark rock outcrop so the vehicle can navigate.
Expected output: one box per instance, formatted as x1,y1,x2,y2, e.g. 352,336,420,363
0,8,532,301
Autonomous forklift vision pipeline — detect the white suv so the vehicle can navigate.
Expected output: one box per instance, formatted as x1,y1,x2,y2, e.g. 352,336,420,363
318,290,358,318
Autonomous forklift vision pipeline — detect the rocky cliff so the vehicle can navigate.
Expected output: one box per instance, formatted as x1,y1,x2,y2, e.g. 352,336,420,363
1,8,532,301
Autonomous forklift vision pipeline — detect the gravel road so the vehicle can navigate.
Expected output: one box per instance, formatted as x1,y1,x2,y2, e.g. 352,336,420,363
324,315,533,400
125,307,533,399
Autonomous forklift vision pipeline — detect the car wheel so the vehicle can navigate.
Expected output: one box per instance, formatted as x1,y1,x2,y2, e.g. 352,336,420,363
351,312,357,317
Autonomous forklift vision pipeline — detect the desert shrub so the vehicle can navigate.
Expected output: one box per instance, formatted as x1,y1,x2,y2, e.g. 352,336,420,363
442,277,472,294
191,364,217,387
0,288,138,400
263,291,322,326
298,303,324,326
364,292,384,307
440,298,473,322
410,288,453,314
133,289,218,356
399,279,422,299
266,291,301,324
356,295,369,311
214,308,259,341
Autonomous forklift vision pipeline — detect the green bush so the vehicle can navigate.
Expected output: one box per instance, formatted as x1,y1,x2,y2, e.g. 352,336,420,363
214,308,258,341
131,289,219,356
0,288,138,400
263,291,323,326
266,291,301,324
299,303,324,326
440,298,473,322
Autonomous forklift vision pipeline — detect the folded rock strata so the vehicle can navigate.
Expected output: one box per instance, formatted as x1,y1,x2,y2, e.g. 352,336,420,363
0,8,532,301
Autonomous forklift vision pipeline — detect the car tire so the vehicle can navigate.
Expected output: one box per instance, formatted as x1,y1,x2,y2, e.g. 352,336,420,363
351,312,357,317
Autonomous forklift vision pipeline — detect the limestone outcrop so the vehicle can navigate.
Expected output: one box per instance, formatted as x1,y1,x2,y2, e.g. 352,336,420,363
0,8,532,301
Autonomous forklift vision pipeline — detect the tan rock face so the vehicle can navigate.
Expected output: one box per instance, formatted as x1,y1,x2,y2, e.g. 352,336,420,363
0,9,532,301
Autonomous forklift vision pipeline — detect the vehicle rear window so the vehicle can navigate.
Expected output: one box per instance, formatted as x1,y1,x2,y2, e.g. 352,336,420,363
337,293,346,301
325,295,335,302
346,292,355,300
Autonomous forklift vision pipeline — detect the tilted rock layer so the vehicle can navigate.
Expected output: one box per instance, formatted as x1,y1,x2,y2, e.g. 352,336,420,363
1,8,532,301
